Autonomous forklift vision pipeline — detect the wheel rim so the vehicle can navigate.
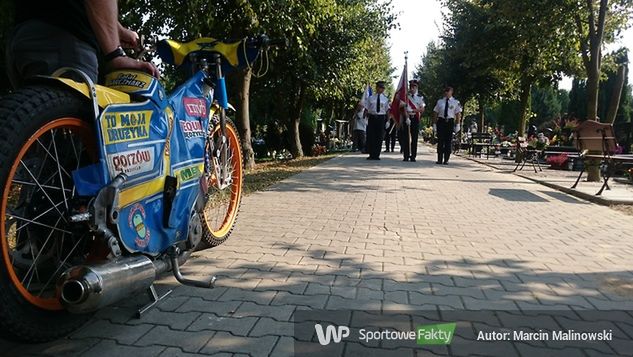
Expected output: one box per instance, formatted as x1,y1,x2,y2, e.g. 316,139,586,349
202,123,243,238
1,118,96,310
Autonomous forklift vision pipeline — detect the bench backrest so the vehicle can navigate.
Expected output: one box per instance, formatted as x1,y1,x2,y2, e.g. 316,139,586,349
574,120,617,154
471,133,492,142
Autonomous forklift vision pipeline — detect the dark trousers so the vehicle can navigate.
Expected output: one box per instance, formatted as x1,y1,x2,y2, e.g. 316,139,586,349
384,121,396,151
366,115,385,158
352,129,366,152
6,19,98,88
401,117,420,159
436,118,454,163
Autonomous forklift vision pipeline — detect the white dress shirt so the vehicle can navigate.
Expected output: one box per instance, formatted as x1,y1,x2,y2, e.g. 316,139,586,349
433,96,462,119
365,93,390,115
405,93,425,115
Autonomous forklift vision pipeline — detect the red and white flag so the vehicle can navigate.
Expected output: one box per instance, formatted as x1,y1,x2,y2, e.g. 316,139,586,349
389,62,408,123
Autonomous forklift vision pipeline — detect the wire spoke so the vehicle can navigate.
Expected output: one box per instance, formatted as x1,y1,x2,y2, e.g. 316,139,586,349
19,160,68,223
12,179,73,193
20,216,61,286
36,137,72,179
50,129,69,210
11,199,67,233
37,234,84,297
7,213,72,234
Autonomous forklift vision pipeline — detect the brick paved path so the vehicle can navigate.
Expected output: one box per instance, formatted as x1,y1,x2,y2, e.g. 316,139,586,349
5,145,633,356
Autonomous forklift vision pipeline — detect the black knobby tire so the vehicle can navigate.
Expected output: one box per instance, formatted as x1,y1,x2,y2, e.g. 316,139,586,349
0,85,95,342
198,118,243,249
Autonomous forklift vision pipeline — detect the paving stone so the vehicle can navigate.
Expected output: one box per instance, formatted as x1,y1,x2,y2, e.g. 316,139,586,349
271,292,329,308
127,309,200,330
175,298,241,315
409,292,464,309
135,326,212,353
269,336,295,357
71,320,153,345
200,332,277,356
158,347,227,357
5,337,100,357
187,313,258,336
83,340,165,357
249,317,295,337
218,288,277,305
233,301,295,321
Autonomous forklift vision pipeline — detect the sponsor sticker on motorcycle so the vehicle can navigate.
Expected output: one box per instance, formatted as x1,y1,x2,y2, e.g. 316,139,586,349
174,163,203,184
179,120,205,139
105,72,151,90
102,110,152,144
107,147,155,177
128,203,150,248
183,97,207,117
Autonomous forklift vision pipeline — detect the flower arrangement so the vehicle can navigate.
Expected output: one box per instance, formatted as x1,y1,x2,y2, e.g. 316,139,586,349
311,144,327,156
546,153,569,169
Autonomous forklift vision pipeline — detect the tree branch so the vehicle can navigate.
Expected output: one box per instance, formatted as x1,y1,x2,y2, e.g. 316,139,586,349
574,13,590,71
586,0,596,38
596,0,608,46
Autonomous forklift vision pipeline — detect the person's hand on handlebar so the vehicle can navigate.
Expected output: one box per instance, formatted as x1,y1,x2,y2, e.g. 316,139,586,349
109,56,161,78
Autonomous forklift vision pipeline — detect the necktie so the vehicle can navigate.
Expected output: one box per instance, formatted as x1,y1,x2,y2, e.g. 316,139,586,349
444,97,449,119
376,95,380,113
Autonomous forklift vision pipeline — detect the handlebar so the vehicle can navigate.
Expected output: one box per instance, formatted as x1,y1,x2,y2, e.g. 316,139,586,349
248,35,287,49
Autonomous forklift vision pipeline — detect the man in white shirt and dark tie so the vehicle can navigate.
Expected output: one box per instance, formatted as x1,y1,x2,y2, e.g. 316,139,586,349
364,81,390,160
433,86,462,165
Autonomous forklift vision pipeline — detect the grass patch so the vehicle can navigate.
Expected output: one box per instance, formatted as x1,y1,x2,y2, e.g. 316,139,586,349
243,154,338,195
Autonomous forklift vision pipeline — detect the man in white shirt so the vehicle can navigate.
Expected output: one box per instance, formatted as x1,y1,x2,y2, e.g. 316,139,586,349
400,79,425,162
433,86,462,165
364,80,390,160
352,104,367,152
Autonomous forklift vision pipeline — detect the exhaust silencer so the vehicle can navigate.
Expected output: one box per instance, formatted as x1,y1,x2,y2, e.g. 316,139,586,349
57,255,158,314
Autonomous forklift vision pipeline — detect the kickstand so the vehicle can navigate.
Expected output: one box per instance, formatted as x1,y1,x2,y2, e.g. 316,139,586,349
136,284,172,318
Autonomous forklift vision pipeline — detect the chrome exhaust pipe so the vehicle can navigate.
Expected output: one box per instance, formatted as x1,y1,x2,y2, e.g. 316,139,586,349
57,255,163,314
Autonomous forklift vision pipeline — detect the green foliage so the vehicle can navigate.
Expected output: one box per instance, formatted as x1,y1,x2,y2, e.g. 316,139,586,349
120,0,395,155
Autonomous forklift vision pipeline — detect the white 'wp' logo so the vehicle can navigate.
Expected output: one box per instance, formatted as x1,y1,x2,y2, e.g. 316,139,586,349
314,324,350,345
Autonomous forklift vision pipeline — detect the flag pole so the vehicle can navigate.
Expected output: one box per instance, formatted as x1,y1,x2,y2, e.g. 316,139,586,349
404,51,411,155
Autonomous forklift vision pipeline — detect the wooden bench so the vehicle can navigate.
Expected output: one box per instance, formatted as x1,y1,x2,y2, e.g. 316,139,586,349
469,133,494,159
571,120,633,195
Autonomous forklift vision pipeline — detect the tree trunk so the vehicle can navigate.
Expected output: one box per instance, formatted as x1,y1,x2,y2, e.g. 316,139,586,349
585,0,608,121
606,64,626,124
478,97,485,133
586,55,601,120
236,68,256,170
290,84,306,158
517,81,531,137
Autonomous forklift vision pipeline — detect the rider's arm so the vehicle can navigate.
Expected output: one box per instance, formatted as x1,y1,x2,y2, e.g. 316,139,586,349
84,0,159,77
84,0,119,54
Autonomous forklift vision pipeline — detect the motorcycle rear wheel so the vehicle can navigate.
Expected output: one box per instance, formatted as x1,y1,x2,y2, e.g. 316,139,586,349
0,85,98,342
199,118,243,247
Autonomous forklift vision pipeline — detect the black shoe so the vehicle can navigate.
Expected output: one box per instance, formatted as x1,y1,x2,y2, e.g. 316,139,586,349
443,162,448,165
436,161,442,164
403,158,409,162
366,157,373,160
410,158,416,162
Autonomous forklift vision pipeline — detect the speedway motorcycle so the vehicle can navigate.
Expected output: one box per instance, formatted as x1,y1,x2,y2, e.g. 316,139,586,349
0,35,283,342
